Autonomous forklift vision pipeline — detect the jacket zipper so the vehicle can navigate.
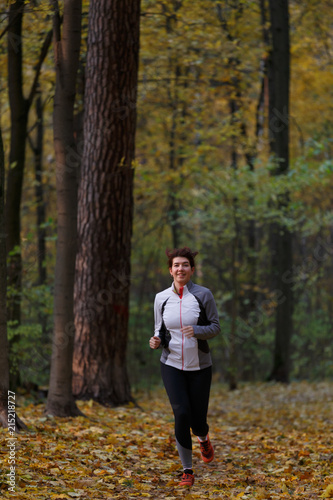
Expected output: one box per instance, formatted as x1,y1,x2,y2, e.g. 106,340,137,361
179,286,184,370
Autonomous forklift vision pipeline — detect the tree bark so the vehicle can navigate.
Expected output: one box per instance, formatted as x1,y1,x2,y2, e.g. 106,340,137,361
30,92,48,339
0,128,26,431
6,3,52,324
267,0,293,383
34,93,47,287
6,0,28,324
73,0,141,405
0,125,10,426
46,0,83,417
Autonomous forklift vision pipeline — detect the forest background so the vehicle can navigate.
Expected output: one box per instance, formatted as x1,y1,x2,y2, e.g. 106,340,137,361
0,0,332,411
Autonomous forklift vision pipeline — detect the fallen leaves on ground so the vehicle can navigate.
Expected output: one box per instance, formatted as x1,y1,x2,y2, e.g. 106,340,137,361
0,381,332,499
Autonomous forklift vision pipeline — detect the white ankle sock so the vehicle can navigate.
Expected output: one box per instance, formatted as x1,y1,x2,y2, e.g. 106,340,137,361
198,435,208,442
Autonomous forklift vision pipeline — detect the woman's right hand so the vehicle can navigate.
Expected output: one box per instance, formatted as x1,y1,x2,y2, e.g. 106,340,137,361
149,336,161,349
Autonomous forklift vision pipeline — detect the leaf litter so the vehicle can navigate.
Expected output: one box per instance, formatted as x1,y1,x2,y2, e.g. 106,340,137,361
0,381,332,499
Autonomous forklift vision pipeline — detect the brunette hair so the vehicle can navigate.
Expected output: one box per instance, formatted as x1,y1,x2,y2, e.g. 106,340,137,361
166,247,198,268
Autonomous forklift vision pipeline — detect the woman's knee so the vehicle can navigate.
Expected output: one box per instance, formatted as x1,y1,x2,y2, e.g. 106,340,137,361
173,405,191,426
191,423,209,437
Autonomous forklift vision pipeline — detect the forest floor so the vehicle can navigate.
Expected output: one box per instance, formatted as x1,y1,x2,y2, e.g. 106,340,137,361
0,381,332,500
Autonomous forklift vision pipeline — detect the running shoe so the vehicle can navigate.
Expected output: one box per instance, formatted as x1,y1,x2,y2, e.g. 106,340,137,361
179,470,195,487
198,434,214,463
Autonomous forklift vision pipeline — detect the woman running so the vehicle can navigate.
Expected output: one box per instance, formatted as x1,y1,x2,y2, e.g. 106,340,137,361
149,247,220,487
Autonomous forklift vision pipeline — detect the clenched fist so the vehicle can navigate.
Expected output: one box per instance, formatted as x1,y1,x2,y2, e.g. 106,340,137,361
149,336,161,349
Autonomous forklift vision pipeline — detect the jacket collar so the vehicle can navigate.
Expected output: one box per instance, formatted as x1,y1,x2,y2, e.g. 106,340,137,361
171,280,193,296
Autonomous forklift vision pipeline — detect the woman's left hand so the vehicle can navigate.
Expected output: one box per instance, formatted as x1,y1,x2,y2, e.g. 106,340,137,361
181,326,194,338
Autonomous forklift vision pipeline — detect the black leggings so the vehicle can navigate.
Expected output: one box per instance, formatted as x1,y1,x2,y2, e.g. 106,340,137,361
160,362,212,450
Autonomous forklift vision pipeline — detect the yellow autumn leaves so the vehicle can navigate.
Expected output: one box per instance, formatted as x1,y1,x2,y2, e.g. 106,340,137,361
0,381,332,499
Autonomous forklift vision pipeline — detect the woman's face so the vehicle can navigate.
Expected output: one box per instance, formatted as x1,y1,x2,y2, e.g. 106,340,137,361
169,256,194,288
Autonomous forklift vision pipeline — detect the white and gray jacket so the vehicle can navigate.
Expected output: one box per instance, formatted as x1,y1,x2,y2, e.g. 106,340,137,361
154,280,220,371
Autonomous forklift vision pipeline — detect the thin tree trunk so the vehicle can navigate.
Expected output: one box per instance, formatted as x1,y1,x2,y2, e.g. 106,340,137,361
46,0,83,417
257,0,270,144
227,97,239,390
168,74,180,248
27,91,48,337
217,2,258,322
0,126,10,427
0,128,26,431
269,219,293,382
6,4,52,324
267,1,290,174
267,0,293,383
34,93,47,286
228,228,239,391
34,92,48,340
162,3,185,248
245,0,270,320
73,0,141,405
6,0,28,324
168,68,181,249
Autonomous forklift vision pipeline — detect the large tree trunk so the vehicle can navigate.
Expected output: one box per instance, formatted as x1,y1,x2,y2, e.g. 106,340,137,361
46,0,83,417
0,128,26,431
267,0,293,383
72,0,141,405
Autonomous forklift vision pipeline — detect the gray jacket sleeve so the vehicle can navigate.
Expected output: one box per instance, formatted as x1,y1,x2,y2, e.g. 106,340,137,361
154,295,162,337
193,291,220,340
